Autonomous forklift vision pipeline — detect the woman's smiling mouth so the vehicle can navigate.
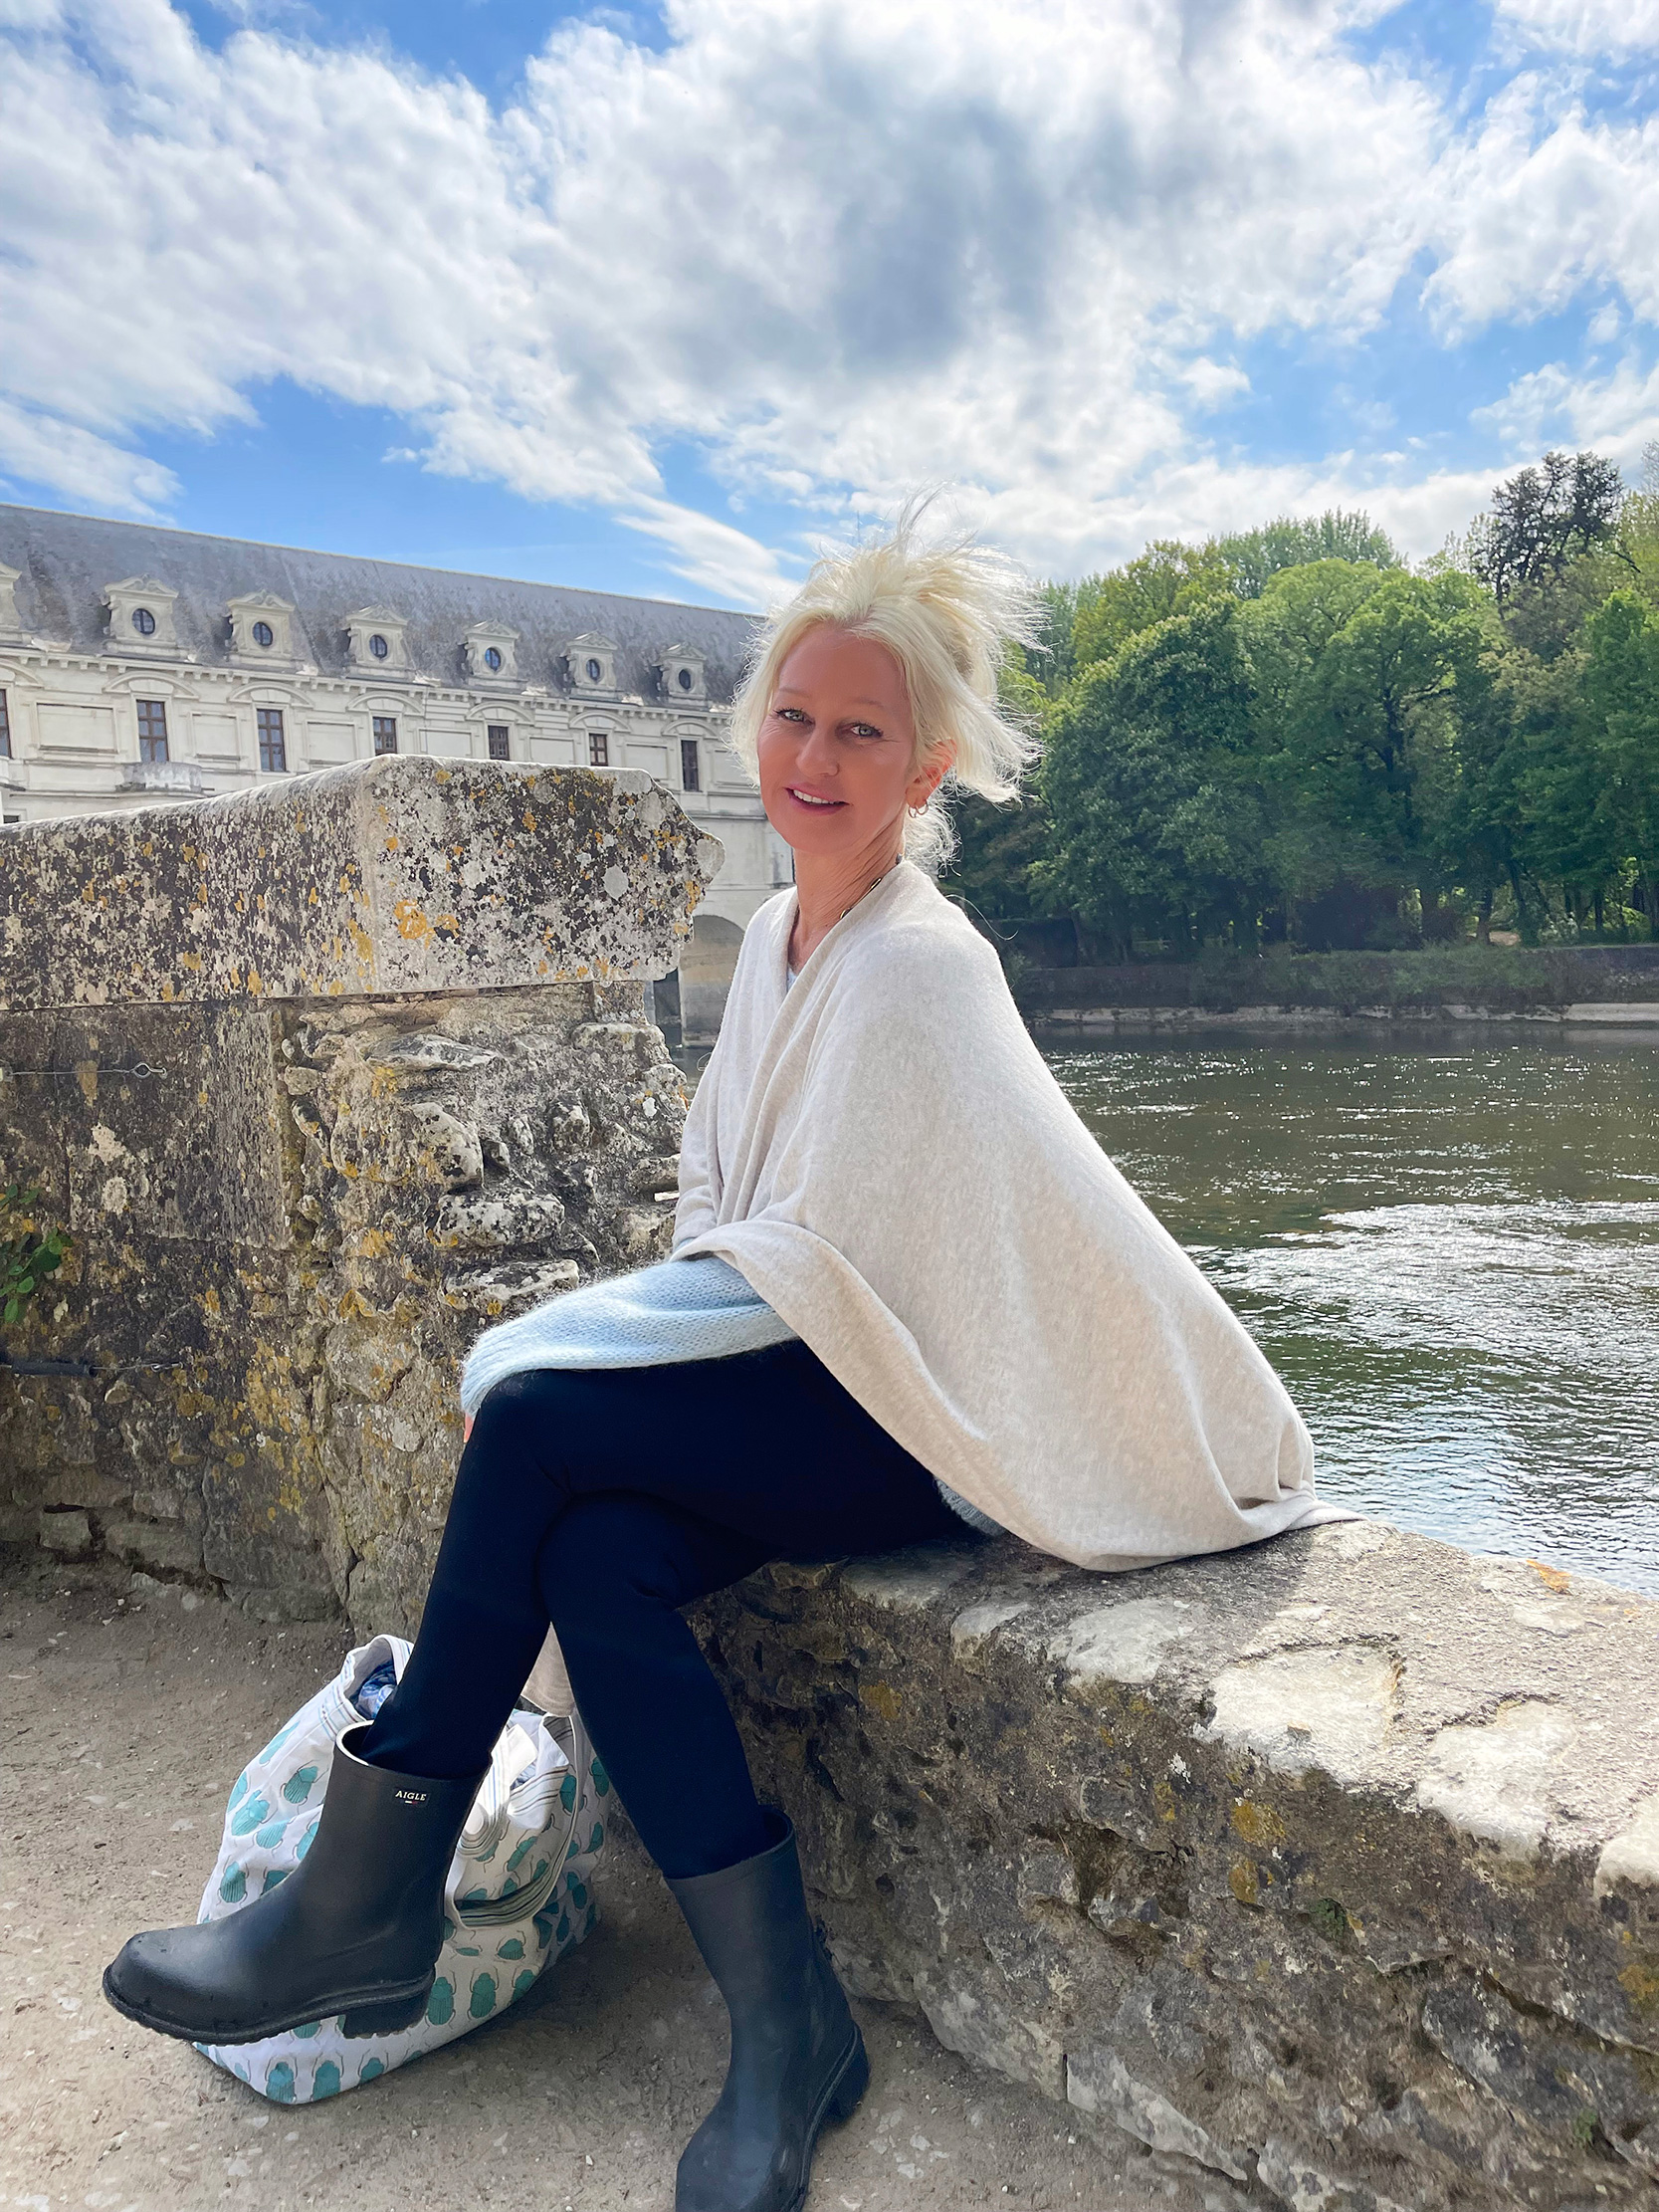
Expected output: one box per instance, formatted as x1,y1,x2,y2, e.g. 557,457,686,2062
785,786,846,809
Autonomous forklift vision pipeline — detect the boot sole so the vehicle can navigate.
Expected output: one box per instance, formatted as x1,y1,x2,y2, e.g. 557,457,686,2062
102,1964,434,2046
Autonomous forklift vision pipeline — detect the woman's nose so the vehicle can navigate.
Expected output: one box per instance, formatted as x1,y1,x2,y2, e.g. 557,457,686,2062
794,719,838,774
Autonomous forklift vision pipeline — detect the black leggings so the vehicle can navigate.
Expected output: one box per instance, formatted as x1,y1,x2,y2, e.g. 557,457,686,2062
358,1342,977,1879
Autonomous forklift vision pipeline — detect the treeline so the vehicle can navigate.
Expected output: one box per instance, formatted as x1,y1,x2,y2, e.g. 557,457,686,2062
947,449,1659,954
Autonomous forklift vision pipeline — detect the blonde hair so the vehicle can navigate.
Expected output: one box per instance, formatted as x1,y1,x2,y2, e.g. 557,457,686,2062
726,506,1042,873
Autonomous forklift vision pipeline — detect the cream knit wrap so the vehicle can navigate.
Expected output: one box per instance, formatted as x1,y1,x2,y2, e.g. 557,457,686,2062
672,858,1349,1572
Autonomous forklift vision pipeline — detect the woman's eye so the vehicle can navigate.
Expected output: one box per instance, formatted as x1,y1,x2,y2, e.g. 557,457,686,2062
774,706,806,724
848,723,882,741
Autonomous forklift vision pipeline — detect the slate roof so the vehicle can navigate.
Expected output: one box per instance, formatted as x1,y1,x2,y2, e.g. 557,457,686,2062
0,505,761,703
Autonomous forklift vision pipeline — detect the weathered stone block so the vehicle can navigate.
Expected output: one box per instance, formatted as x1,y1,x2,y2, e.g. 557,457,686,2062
692,1520,1659,2209
37,1508,93,1558
0,755,718,1008
101,1514,204,1577
1,758,719,1625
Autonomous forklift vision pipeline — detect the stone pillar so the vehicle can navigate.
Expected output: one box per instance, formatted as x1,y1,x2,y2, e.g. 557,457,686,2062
0,756,720,1627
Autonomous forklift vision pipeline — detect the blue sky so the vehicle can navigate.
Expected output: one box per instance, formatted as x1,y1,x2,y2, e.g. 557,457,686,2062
3,0,1658,607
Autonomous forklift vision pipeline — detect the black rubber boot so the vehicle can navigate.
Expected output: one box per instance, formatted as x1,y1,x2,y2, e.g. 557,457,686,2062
102,1724,484,2045
667,1806,870,2212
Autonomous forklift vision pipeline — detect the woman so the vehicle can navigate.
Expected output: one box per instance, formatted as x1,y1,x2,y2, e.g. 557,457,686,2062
104,521,1339,2212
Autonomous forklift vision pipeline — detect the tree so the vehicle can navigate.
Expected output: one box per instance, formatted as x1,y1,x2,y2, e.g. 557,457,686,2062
1580,589,1659,928
1070,541,1231,670
937,650,1056,919
1239,564,1491,940
1470,450,1625,607
1038,600,1266,956
1024,581,1099,694
1622,440,1659,609
1217,510,1399,599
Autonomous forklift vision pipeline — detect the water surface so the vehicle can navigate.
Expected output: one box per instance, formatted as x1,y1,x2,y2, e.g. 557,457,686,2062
1051,1036,1659,1596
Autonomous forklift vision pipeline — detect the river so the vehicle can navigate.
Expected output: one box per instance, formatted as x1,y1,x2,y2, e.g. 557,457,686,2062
1051,1034,1659,1596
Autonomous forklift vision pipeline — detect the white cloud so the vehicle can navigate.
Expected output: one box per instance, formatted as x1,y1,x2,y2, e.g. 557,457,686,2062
1493,0,1659,57
0,399,181,515
3,0,1659,590
1473,353,1659,463
616,499,801,607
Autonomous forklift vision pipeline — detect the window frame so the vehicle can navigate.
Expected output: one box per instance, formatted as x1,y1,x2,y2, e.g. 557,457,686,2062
588,731,609,768
257,706,288,774
372,716,398,757
0,689,10,761
136,698,169,764
680,738,701,792
487,724,511,761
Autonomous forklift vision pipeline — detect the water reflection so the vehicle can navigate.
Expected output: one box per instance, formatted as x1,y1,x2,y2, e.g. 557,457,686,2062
1051,1035,1659,1596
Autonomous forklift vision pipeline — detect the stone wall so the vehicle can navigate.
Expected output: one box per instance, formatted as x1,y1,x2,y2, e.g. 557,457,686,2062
0,755,718,1627
693,1520,1659,2210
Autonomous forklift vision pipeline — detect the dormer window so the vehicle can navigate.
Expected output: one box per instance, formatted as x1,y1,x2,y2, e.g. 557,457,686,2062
463,621,519,683
657,642,707,702
344,606,409,672
227,592,297,661
105,575,181,654
567,632,618,693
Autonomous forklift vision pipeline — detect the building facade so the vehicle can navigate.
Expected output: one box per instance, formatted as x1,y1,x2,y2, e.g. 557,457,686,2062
0,505,789,1031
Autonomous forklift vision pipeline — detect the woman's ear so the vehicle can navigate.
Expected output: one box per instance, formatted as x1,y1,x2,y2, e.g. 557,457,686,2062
907,739,955,810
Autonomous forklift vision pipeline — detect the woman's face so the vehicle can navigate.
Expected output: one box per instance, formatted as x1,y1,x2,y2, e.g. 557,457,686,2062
756,624,949,862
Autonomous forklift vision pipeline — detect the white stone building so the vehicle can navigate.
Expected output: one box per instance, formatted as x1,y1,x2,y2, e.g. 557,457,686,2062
0,505,790,1034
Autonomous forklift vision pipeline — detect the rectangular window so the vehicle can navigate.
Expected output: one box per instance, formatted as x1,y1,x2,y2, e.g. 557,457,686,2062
487,724,511,761
136,698,169,763
0,690,10,760
680,739,701,792
257,707,288,774
372,716,398,756
588,732,609,767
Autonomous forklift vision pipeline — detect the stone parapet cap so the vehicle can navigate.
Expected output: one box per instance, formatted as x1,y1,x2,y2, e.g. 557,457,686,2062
0,755,723,1010
696,1518,1659,2202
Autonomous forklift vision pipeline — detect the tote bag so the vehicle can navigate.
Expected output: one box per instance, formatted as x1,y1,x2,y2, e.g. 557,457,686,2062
194,1633,609,2104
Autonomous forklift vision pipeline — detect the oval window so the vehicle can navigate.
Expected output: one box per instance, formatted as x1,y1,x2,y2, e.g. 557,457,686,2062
677,666,693,691
253,620,275,648
369,633,389,660
585,657,602,682
131,606,156,636
484,646,503,672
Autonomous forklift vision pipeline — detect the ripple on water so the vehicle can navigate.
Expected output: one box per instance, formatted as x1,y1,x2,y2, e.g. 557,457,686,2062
1053,1037,1659,1597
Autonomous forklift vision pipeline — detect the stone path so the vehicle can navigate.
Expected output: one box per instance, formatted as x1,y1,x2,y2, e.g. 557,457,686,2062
0,1554,1239,2212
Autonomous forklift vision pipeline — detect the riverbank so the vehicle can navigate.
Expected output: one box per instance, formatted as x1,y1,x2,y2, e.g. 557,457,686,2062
1007,944,1659,1031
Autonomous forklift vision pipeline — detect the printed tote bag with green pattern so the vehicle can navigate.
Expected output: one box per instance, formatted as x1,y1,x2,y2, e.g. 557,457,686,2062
194,1632,610,2105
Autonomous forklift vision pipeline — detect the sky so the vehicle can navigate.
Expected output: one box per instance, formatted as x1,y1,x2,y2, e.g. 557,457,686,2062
3,0,1659,609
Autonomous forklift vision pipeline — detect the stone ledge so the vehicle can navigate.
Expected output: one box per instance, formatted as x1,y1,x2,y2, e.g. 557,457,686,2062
693,1519,1659,2208
0,755,722,1010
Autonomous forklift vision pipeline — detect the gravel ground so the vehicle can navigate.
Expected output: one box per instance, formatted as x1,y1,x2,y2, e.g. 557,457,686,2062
1,1550,1246,2212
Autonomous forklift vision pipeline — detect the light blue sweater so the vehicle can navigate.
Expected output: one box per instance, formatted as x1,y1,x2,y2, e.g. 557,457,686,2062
460,1252,1003,1537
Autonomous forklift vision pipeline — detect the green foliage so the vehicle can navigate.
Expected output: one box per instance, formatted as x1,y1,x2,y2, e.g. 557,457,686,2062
1217,509,1400,598
1039,599,1268,956
1581,589,1659,914
939,452,1659,953
1,1183,68,1326
1071,541,1232,671
1470,449,1626,607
